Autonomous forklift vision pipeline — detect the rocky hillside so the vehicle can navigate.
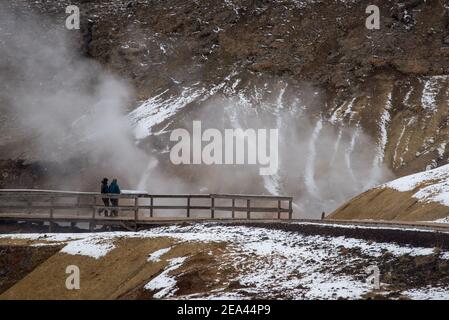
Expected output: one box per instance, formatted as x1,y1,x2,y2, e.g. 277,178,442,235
2,0,449,217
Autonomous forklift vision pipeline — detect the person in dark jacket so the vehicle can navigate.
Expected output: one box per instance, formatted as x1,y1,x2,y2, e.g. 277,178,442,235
100,178,110,217
109,179,121,217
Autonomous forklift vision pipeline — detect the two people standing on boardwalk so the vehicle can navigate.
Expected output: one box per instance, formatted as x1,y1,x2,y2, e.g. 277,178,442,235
100,178,121,217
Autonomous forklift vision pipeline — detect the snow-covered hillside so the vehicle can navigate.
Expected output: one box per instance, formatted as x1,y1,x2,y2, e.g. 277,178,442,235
2,223,449,300
330,164,449,222
384,163,449,208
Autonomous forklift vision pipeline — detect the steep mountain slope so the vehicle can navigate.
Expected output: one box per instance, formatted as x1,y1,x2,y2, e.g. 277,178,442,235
2,0,449,218
329,163,449,221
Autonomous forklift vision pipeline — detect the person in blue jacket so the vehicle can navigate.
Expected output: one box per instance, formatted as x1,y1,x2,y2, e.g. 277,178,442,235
109,179,121,217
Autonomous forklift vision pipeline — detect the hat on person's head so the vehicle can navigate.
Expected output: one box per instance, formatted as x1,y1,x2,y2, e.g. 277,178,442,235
102,178,109,183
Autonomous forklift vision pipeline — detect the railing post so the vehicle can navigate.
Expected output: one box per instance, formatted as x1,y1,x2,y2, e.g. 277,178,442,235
76,196,80,216
232,199,235,219
288,198,293,220
211,196,215,219
90,195,96,232
247,199,250,219
187,196,191,218
150,196,154,218
278,200,281,219
49,197,54,232
134,196,139,229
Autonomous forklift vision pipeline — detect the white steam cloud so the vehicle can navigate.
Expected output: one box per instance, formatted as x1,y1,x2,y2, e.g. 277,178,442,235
0,7,148,189
134,81,393,218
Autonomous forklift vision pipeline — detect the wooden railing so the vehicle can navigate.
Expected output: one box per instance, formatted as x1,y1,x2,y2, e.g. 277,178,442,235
0,189,294,230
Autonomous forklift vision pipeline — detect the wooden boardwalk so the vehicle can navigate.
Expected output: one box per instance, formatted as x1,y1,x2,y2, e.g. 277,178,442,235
0,189,294,231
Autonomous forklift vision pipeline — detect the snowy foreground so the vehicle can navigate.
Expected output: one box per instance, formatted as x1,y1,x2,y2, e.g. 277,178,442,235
2,223,449,300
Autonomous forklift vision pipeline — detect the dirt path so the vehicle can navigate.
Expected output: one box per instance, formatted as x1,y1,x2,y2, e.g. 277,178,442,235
226,222,449,249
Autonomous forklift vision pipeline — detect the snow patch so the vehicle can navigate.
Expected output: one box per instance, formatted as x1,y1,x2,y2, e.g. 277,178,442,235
425,217,449,224
383,163,449,206
421,76,447,112
144,256,187,298
60,237,115,259
404,286,449,300
148,247,172,262
130,88,204,139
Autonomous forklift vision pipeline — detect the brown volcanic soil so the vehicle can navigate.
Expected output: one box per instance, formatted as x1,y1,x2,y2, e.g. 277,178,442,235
340,247,449,299
118,245,234,300
0,245,62,294
2,222,449,299
328,187,449,222
0,236,230,300
0,223,449,299
70,0,449,96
